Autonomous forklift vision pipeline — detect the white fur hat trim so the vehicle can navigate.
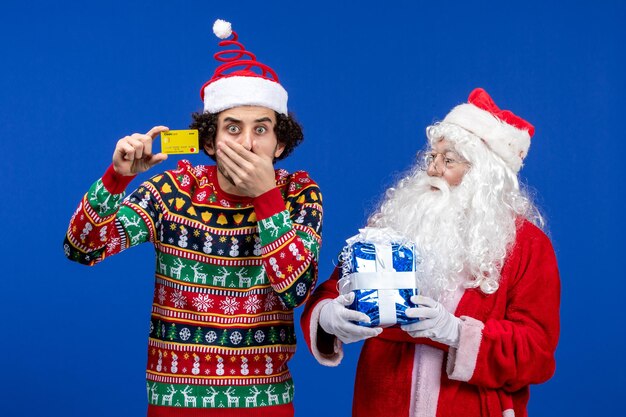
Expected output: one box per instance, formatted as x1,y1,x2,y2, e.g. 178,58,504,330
203,76,288,115
443,103,531,173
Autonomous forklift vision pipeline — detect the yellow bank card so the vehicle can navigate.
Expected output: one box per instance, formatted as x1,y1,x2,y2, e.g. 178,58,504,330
161,130,200,154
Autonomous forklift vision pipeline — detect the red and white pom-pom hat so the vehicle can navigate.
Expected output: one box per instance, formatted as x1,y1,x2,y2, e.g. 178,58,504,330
200,19,288,115
442,88,535,172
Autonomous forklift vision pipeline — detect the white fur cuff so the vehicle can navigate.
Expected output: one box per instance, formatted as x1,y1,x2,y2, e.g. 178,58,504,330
446,315,484,382
308,299,344,367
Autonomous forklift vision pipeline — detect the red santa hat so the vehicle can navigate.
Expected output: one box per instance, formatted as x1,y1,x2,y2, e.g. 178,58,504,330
200,19,288,115
442,88,534,173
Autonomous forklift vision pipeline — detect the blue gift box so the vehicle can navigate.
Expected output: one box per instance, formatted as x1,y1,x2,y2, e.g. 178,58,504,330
349,288,418,327
339,229,420,328
349,241,415,273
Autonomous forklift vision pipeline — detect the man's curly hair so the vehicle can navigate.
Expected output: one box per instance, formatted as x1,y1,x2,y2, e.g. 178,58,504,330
189,110,304,161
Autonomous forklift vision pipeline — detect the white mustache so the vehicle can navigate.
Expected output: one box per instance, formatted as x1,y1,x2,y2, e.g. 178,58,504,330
426,176,451,195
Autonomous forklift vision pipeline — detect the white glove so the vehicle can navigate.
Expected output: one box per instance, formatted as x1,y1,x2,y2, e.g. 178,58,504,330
319,292,383,344
401,295,461,348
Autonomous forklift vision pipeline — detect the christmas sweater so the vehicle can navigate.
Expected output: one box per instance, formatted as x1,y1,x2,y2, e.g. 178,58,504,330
64,160,323,417
301,220,560,417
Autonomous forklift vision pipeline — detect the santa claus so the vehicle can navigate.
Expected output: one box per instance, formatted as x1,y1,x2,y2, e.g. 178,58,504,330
301,88,560,417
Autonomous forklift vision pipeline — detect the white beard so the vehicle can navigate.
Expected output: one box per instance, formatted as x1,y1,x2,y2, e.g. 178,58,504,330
370,170,516,299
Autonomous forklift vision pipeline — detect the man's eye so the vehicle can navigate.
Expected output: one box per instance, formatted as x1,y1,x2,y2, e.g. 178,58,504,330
256,126,267,134
227,125,239,134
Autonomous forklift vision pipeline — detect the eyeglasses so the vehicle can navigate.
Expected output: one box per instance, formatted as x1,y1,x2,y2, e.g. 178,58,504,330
419,150,470,172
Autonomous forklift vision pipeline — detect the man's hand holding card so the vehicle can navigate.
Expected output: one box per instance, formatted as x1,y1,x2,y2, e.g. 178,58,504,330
112,127,202,176
112,125,170,176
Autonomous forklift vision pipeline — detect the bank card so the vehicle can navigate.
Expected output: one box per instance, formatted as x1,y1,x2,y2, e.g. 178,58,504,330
161,130,199,154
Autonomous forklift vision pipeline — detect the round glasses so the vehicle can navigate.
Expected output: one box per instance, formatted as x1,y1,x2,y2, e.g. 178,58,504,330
419,150,470,172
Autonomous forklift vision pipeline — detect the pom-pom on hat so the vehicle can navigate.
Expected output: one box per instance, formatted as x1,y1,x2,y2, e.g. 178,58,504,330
442,88,534,173
200,19,288,115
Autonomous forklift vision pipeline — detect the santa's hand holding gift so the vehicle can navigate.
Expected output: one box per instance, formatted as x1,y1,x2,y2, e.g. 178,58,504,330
301,88,560,417
318,292,382,344
402,295,461,348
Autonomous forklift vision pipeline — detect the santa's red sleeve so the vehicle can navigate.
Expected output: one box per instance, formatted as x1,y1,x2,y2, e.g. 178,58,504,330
446,222,561,391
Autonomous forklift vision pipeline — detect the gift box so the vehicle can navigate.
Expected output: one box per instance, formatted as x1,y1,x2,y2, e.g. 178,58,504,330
338,228,420,328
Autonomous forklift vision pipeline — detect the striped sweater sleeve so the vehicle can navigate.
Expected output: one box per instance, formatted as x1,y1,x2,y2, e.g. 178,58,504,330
253,172,323,308
63,165,160,265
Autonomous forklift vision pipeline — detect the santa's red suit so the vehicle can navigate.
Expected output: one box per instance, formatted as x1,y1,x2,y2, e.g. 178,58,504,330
301,220,560,417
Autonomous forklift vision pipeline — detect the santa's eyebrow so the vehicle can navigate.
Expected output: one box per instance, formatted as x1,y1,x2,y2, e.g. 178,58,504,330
254,117,273,124
223,117,241,123
429,148,459,155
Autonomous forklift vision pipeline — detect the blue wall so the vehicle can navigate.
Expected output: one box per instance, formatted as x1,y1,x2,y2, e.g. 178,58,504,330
1,1,623,415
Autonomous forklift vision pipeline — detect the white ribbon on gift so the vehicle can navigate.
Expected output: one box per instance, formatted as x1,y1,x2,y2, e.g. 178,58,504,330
345,227,412,248
338,272,418,293
338,271,418,327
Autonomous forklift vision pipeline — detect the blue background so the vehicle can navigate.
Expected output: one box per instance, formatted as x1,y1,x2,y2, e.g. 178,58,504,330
1,0,624,415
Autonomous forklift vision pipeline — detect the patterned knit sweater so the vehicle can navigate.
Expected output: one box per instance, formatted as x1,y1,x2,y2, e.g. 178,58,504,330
64,160,322,416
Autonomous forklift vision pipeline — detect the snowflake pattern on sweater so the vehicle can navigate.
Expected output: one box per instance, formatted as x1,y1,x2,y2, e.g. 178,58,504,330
64,160,322,413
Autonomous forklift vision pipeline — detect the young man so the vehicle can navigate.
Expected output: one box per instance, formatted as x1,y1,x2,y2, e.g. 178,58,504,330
64,19,322,417
301,88,560,417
